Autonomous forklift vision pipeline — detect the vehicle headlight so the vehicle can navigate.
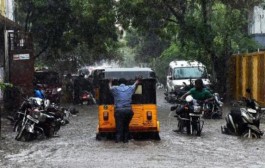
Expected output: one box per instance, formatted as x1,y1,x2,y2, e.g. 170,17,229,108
193,105,201,113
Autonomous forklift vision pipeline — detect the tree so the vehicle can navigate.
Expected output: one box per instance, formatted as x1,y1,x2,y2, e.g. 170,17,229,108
116,0,263,94
15,0,122,72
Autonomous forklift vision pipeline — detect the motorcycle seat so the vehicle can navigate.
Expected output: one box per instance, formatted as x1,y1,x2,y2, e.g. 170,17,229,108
241,108,257,114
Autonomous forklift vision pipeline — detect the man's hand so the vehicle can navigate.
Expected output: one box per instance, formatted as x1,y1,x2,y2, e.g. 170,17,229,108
136,75,143,80
135,76,142,84
109,79,113,89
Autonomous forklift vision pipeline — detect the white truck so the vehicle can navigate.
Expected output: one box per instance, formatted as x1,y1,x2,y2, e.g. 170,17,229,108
165,60,211,102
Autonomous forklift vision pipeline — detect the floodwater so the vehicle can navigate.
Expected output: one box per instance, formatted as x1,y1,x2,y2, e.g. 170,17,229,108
1,90,265,168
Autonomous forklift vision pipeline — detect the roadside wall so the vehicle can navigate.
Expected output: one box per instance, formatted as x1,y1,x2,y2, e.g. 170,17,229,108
229,51,265,105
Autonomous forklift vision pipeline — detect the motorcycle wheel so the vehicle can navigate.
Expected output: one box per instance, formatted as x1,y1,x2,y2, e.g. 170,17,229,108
14,120,22,132
15,120,26,141
15,128,32,141
45,126,56,138
196,122,201,136
22,131,32,142
242,130,260,139
186,121,191,135
211,112,220,119
15,126,24,141
216,106,223,118
174,120,184,133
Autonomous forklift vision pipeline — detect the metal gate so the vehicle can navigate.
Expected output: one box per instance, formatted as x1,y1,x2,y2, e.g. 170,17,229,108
3,31,34,112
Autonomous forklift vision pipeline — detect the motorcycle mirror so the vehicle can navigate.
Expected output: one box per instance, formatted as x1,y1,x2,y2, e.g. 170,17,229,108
44,99,50,108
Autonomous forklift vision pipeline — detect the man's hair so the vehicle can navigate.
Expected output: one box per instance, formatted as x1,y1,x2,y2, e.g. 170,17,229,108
195,78,203,87
119,78,127,84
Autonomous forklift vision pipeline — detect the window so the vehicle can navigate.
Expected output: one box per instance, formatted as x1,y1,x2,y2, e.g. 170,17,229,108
173,67,206,79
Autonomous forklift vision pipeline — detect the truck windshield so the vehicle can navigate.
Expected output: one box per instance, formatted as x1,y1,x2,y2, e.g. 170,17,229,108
173,67,206,79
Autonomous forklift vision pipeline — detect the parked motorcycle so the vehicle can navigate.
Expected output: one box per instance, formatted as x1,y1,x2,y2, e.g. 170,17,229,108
14,97,62,141
171,95,204,136
41,86,62,104
79,90,96,105
13,97,42,132
165,81,193,103
221,89,263,138
203,93,223,119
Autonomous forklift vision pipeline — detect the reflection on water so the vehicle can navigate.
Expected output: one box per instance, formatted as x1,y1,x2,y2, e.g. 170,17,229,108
1,90,265,167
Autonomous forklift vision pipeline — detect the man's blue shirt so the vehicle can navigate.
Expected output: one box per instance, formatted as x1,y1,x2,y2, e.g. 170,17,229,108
34,89,45,99
110,83,136,108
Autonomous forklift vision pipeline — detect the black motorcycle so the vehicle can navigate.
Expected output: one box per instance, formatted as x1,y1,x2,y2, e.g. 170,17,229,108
202,93,223,119
79,90,96,105
221,89,263,138
45,102,72,126
14,97,62,141
171,95,204,136
165,81,193,103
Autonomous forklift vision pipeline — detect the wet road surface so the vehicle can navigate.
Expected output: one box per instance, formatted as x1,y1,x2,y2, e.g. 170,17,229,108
1,89,265,168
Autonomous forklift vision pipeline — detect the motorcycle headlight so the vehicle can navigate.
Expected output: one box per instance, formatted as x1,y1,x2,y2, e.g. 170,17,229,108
32,110,40,119
193,105,201,113
186,95,193,102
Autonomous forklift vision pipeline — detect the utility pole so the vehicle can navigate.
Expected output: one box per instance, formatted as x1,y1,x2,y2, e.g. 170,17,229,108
0,13,7,139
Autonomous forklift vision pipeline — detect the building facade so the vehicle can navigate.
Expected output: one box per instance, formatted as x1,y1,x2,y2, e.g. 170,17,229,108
249,5,265,48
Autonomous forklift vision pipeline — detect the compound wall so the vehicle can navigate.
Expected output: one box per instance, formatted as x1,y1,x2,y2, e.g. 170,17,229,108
229,52,265,105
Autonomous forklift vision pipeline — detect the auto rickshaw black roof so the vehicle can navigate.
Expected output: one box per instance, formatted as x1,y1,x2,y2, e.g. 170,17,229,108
103,67,156,80
99,67,157,105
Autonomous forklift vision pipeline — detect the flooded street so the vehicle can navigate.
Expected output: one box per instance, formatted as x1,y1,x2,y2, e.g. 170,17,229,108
1,89,265,168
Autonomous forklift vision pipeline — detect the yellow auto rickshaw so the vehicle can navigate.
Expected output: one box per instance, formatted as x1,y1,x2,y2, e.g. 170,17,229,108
91,67,109,102
96,68,160,140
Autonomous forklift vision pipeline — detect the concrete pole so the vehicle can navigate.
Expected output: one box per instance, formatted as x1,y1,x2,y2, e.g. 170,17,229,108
0,101,1,138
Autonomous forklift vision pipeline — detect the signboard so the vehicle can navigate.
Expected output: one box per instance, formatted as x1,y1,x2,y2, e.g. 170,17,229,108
13,54,30,60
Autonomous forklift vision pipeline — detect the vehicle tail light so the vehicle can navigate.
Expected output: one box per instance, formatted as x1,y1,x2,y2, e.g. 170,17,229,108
146,111,152,120
103,111,109,121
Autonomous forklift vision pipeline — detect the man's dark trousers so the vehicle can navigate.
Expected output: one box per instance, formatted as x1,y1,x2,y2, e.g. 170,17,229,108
115,107,133,142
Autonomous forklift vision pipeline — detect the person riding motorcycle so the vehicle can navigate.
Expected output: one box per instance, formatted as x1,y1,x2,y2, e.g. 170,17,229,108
174,78,213,131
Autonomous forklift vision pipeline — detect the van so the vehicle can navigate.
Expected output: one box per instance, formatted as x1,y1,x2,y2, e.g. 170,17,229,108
165,60,210,101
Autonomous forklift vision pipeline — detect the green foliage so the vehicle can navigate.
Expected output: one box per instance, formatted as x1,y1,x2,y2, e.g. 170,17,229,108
0,83,13,90
15,0,122,72
117,0,262,93
15,0,265,93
